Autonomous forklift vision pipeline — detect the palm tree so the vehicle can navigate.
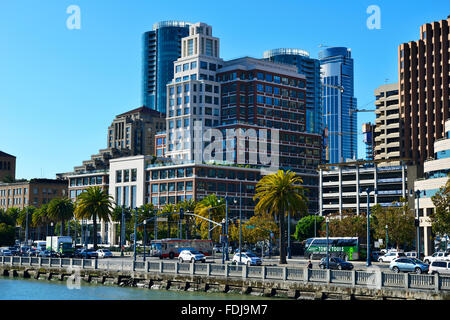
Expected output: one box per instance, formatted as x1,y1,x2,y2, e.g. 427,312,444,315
47,198,74,236
253,170,308,264
194,194,225,241
74,187,113,249
32,204,51,239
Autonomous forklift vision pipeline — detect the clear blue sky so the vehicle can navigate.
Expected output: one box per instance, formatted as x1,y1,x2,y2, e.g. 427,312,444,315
1,0,449,179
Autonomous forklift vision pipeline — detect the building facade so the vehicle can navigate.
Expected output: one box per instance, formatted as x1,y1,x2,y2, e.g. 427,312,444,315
0,151,16,182
142,21,191,113
107,106,166,156
0,179,68,210
374,83,401,165
414,119,450,256
319,160,416,216
399,16,450,165
263,48,322,136
319,47,358,164
362,122,375,161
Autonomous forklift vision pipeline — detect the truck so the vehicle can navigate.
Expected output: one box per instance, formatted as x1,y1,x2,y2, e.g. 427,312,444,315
46,236,74,257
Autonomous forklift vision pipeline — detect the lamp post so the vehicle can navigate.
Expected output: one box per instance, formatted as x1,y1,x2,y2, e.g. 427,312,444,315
326,217,329,269
120,206,125,257
25,207,29,245
361,187,375,267
133,207,138,263
239,182,243,263
385,224,389,251
410,189,421,259
143,219,147,262
287,210,292,259
50,222,54,256
221,218,226,264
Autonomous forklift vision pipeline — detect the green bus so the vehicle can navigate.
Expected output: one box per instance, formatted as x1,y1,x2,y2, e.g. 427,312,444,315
304,237,367,261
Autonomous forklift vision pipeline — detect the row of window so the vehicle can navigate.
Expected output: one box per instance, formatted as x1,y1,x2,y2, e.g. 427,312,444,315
175,61,197,73
116,169,137,183
217,71,306,88
70,176,104,187
0,161,12,171
148,168,194,180
148,181,194,193
150,194,193,206
256,119,305,132
0,187,59,197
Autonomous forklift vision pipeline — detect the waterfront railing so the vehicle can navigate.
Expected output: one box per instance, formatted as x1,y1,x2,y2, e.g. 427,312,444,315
1,256,449,293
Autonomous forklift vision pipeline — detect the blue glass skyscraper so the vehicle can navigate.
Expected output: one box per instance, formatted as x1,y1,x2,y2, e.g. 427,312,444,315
263,48,322,135
319,47,357,164
142,21,190,114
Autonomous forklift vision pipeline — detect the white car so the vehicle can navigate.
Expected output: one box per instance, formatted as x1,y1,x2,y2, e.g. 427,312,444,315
429,260,450,275
378,251,406,263
178,250,206,263
232,252,262,266
423,252,450,264
96,249,113,259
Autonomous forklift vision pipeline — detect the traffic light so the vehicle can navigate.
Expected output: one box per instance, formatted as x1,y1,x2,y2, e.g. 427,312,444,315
179,207,184,219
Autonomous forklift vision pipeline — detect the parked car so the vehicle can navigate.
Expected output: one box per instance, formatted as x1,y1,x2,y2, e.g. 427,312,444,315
429,260,450,275
96,249,113,259
178,250,206,263
74,249,98,259
0,249,12,256
232,252,262,266
371,251,384,261
213,244,223,253
27,248,39,257
405,252,418,259
319,257,354,270
378,251,406,263
390,258,429,274
423,251,450,265
38,250,57,257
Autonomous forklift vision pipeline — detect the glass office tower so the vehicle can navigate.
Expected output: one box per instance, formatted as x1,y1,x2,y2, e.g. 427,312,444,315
263,48,322,136
319,47,357,164
142,21,191,114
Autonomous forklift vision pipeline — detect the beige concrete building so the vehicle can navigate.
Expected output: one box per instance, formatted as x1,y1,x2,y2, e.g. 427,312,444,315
374,83,401,166
107,106,166,157
0,178,68,210
399,16,450,165
0,151,16,182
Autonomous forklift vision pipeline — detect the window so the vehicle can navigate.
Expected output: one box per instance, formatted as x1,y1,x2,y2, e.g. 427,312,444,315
191,61,197,69
187,39,193,55
183,63,189,71
176,65,181,73
209,63,216,71
116,170,122,183
200,61,208,69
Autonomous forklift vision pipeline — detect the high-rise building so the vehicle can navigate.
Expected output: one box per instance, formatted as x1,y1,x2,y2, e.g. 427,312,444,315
142,21,191,113
399,16,450,165
0,151,16,182
165,22,223,161
319,47,357,164
373,83,401,165
107,106,166,156
263,48,322,135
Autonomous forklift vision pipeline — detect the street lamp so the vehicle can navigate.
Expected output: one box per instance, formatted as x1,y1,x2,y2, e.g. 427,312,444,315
120,206,125,257
234,197,240,264
143,219,147,262
133,207,138,263
221,218,226,264
326,217,329,269
410,189,422,259
361,187,376,267
385,224,389,251
50,222,54,256
25,207,29,245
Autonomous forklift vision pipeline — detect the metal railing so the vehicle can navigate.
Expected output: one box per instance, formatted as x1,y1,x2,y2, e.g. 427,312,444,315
1,256,450,293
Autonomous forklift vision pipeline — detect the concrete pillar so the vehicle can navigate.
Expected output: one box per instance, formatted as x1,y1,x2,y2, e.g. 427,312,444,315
190,263,194,275
374,164,378,205
351,270,356,286
326,269,331,284
242,265,247,279
375,270,382,289
145,261,149,273
206,263,211,276
356,164,360,215
401,161,406,198
282,267,287,281
319,169,323,215
261,266,266,280
225,264,229,277
404,273,409,290
434,273,440,292
338,166,343,216
159,262,163,273
303,268,309,284
175,262,179,274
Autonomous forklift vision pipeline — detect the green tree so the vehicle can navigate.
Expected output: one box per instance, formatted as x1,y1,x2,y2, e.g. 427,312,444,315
16,206,36,241
371,202,415,249
430,177,450,237
74,187,113,249
178,199,197,239
194,194,225,241
294,215,325,241
253,170,308,264
47,198,74,236
0,209,16,246
320,210,368,239
161,203,177,238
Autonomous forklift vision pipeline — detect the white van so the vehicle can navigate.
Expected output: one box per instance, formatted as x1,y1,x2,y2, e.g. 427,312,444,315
429,260,450,275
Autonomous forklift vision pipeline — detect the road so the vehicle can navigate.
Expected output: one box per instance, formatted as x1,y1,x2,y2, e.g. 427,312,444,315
100,253,392,271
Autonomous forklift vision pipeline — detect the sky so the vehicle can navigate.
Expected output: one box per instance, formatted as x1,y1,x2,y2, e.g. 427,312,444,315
0,0,449,180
